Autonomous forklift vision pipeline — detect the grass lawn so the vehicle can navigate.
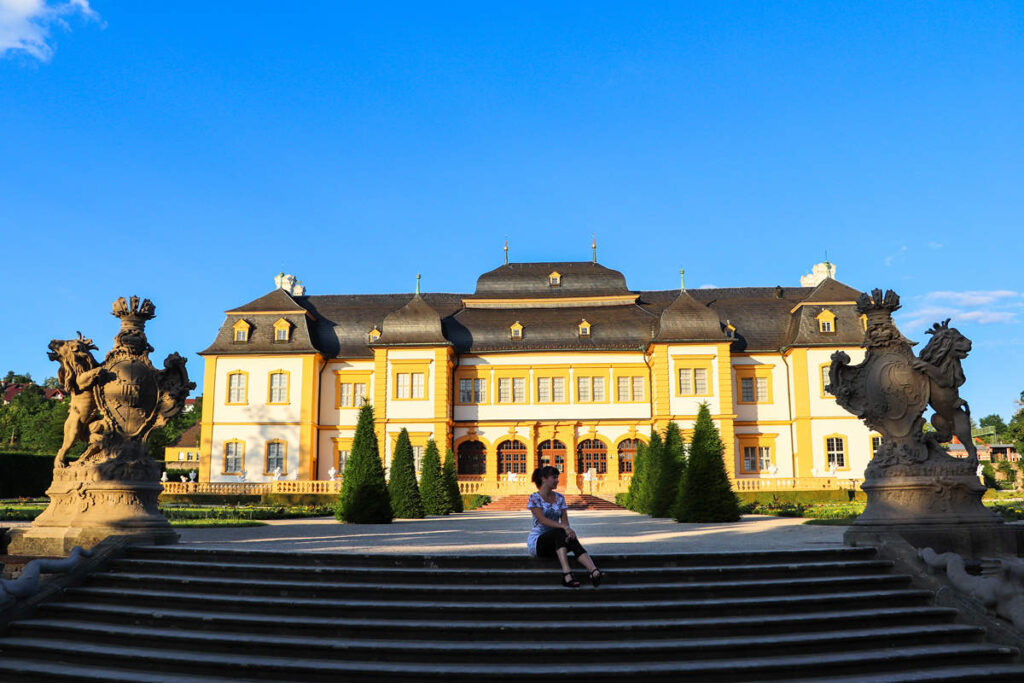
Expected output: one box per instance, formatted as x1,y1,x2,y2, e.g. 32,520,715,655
170,519,267,528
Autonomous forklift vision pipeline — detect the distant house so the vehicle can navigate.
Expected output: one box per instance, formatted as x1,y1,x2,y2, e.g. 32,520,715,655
947,435,992,461
2,383,66,404
989,443,1021,463
163,423,202,468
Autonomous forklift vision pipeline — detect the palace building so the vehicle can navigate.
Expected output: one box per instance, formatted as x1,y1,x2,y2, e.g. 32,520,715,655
194,260,874,497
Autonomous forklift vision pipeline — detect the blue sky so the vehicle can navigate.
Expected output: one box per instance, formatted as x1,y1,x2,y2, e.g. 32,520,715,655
1,2,1021,422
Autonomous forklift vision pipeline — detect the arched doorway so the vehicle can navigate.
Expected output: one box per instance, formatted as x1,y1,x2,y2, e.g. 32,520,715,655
537,439,566,473
576,439,608,474
496,439,528,475
457,440,486,475
617,438,640,475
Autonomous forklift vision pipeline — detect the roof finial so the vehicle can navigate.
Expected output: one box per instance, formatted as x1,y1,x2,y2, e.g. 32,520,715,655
824,250,833,279
415,273,421,295
504,237,509,265
680,269,686,291
592,234,597,263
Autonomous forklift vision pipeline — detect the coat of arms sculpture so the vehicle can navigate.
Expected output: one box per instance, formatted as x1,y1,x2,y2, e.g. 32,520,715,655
828,289,1011,556
7,297,195,555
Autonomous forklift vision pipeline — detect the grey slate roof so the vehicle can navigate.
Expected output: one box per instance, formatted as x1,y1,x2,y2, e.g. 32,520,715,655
471,262,631,299
202,264,866,358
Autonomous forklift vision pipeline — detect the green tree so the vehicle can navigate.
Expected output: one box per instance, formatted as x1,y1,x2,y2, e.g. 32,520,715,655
625,440,646,512
388,428,425,519
335,404,393,524
674,403,741,523
442,447,463,513
43,377,60,389
650,421,686,518
419,439,450,515
981,463,999,489
629,430,663,515
3,371,32,385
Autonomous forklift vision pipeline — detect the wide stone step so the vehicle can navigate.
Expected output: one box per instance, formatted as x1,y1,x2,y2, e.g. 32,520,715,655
34,601,959,640
126,545,878,568
7,618,987,665
89,571,911,601
61,584,934,619
0,658,246,683
0,637,1015,682
798,665,1024,682
108,557,895,585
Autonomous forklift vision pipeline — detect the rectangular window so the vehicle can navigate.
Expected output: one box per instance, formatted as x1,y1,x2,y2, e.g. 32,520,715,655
552,377,565,402
413,446,424,473
234,329,246,342
537,377,551,403
266,442,285,472
227,373,246,404
743,445,771,472
741,377,754,403
460,379,473,403
512,377,525,403
411,372,425,399
678,369,692,395
498,377,511,403
337,449,351,472
396,373,410,399
755,377,768,401
339,382,367,407
871,436,882,456
632,376,644,401
827,437,846,469
694,368,707,395
269,372,288,403
617,377,630,402
822,366,833,396
577,376,590,402
275,328,288,341
593,377,605,402
224,442,243,473
473,378,485,402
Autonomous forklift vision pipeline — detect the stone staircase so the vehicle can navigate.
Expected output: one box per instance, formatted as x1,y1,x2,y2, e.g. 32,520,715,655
479,493,623,511
1,545,1023,681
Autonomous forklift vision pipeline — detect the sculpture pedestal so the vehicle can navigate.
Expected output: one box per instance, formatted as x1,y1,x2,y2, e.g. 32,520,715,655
844,466,1019,558
7,464,177,557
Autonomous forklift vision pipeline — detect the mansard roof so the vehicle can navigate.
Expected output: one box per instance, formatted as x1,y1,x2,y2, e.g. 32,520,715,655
203,265,863,358
471,262,631,299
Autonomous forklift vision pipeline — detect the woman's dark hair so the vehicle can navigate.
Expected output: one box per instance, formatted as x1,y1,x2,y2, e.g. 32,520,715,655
531,465,560,488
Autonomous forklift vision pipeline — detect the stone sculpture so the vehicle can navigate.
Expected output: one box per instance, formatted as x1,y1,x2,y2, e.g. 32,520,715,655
920,547,1024,629
828,289,1010,556
7,297,195,555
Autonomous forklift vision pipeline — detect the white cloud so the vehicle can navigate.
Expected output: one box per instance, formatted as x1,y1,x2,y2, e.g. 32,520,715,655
898,289,1021,332
927,242,943,250
883,245,908,267
0,0,98,62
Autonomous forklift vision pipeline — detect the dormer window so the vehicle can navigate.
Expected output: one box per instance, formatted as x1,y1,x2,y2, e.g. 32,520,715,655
510,321,524,339
548,271,561,287
368,327,381,343
273,318,291,342
232,320,251,343
578,319,591,337
817,309,837,334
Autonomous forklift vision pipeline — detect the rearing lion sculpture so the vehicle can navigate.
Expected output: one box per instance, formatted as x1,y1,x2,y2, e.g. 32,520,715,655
47,333,108,467
911,318,977,464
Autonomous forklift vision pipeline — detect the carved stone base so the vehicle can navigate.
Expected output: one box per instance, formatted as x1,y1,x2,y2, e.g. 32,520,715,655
846,466,1017,557
7,464,177,557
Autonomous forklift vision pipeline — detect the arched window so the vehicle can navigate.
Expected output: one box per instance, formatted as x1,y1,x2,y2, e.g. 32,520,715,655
577,439,607,474
497,439,528,475
457,440,486,475
537,439,567,473
617,438,639,474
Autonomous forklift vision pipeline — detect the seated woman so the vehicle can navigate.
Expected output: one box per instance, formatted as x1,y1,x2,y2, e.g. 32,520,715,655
526,465,602,588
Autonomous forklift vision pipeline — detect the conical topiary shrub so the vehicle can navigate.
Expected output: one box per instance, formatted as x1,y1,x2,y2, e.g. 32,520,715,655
335,404,393,524
674,402,741,523
418,439,450,515
625,440,647,512
651,421,685,518
442,447,464,513
634,430,664,515
388,428,425,519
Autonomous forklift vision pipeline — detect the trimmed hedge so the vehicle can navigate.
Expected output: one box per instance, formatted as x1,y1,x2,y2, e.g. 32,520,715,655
737,490,865,505
0,452,56,498
461,494,491,511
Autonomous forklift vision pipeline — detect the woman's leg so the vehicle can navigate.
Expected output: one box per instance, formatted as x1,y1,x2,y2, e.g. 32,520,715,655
538,529,574,576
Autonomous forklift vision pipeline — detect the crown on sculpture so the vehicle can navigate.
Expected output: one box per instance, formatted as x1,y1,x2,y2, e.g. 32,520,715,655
111,296,156,333
856,288,901,325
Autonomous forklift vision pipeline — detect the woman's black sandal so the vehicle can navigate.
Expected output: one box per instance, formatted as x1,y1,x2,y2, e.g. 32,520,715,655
562,572,581,588
589,569,602,587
